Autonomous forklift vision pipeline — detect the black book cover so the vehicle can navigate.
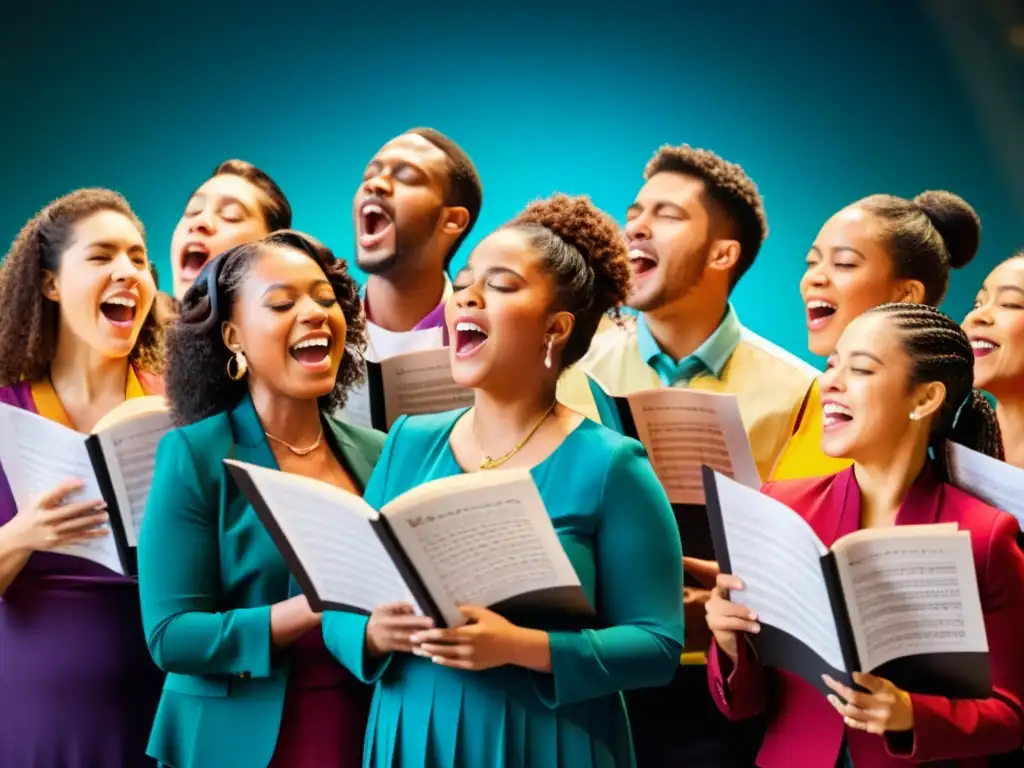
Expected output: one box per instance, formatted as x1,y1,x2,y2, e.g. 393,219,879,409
83,436,136,577
369,515,447,627
703,465,853,696
703,466,992,699
364,361,388,432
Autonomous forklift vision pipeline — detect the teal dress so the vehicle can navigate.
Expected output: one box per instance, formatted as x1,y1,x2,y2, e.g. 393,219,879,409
322,410,685,768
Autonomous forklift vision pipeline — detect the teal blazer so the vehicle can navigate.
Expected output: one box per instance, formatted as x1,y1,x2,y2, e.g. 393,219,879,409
137,394,385,768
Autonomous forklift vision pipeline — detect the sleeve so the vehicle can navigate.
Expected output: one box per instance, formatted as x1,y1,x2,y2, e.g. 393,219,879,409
886,512,1024,760
137,430,272,677
321,415,407,683
707,637,770,721
533,437,684,708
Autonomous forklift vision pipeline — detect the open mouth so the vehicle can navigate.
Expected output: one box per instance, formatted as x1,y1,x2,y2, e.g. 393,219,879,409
455,321,489,358
822,401,853,431
179,245,211,280
806,300,837,330
359,202,395,249
970,338,999,358
289,336,332,371
99,296,137,328
628,248,658,278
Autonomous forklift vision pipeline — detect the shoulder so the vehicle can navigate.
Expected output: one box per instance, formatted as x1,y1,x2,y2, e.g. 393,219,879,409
942,482,1020,542
160,410,234,464
0,381,31,409
571,419,655,483
326,414,386,455
761,471,839,508
733,327,819,383
577,320,639,372
382,409,464,456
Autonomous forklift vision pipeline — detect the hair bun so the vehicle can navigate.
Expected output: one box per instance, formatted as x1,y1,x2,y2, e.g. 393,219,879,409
511,193,630,312
913,190,981,270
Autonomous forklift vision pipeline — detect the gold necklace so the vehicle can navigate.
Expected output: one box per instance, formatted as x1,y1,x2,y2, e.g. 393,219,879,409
265,429,324,457
476,402,557,471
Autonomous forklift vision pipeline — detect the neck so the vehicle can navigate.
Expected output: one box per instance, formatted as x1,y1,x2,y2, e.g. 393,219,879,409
644,292,728,363
250,385,323,448
48,336,130,404
853,437,929,528
471,380,558,457
365,266,445,333
996,397,1024,468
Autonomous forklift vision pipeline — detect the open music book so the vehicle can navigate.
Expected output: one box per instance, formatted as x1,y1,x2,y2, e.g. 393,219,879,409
703,467,991,699
225,460,594,628
0,396,173,576
344,346,474,432
587,376,759,561
946,440,1024,527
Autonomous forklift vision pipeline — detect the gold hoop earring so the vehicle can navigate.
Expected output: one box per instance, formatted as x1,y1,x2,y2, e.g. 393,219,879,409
226,350,248,381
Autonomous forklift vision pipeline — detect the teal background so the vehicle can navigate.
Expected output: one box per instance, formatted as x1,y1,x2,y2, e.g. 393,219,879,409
2,0,1021,367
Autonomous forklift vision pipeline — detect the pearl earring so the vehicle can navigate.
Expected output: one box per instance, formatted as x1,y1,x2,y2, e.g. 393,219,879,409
909,411,920,421
544,336,553,369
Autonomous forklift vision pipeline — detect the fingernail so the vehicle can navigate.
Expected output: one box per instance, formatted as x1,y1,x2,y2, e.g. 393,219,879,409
410,634,421,643
748,612,757,621
412,648,428,657
827,694,839,708
750,624,760,633
822,674,831,683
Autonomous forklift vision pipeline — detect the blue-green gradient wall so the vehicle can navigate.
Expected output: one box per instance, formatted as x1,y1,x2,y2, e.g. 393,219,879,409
2,0,1020,367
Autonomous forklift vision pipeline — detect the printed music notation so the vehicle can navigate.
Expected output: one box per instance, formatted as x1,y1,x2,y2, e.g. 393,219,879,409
625,391,760,505
381,349,473,428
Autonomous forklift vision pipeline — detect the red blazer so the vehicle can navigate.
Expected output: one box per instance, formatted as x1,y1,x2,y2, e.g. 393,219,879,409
708,465,1024,767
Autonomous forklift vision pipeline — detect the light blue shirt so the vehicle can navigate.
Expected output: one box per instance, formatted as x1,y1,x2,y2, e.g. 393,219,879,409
635,304,743,386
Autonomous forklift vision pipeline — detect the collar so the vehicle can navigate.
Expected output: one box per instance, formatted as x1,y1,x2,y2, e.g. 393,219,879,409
31,366,146,429
363,274,452,331
636,304,742,385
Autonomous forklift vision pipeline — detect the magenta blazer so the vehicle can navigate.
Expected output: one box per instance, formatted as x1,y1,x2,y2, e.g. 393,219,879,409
708,465,1024,767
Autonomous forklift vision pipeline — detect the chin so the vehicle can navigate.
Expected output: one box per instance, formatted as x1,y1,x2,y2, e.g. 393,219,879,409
355,249,398,276
819,435,854,460
807,332,834,358
450,361,487,390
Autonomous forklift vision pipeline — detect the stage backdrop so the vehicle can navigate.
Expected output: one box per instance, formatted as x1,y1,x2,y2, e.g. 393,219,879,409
2,0,1021,367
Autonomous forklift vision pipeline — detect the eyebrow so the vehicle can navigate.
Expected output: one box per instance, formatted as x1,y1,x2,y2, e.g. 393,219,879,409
996,285,1024,298
90,240,145,255
261,279,331,296
808,245,867,260
453,266,524,282
627,200,685,215
217,195,251,212
849,351,883,365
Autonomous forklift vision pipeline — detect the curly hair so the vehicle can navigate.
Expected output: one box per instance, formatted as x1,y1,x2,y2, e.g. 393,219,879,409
645,144,767,288
0,188,161,386
165,230,366,426
858,190,981,307
869,303,1003,479
505,193,631,369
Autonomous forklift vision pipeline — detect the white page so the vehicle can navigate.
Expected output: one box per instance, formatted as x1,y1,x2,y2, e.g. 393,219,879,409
946,440,1024,525
629,390,760,504
832,528,987,672
712,472,845,670
95,410,174,547
383,469,582,628
339,322,446,429
0,404,122,574
379,347,474,429
225,460,420,613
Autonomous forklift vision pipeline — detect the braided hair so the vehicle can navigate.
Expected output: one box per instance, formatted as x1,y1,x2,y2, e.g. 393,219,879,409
870,303,1003,478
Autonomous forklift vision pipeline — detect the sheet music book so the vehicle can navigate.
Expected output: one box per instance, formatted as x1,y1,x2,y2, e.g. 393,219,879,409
703,467,991,699
361,347,474,431
587,375,759,561
946,440,1024,527
0,396,172,576
341,325,446,429
225,460,594,628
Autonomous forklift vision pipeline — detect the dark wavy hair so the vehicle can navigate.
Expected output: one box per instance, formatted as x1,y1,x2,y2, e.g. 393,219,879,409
0,188,161,386
870,303,1003,479
165,230,366,426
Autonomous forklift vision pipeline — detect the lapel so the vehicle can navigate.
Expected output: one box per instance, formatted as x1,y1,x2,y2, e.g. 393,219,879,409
818,464,944,547
324,416,374,493
226,393,279,471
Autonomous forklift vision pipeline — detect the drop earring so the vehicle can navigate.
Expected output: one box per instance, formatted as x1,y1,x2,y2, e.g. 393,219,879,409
544,336,554,369
226,350,248,381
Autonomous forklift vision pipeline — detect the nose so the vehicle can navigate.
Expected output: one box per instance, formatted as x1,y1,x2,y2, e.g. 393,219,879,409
189,205,215,235
624,213,650,242
963,303,992,329
111,252,142,285
453,282,483,309
819,363,844,394
297,296,329,327
362,172,392,199
801,261,829,293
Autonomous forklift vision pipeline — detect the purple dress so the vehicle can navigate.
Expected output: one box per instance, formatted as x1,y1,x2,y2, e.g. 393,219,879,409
0,381,164,767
